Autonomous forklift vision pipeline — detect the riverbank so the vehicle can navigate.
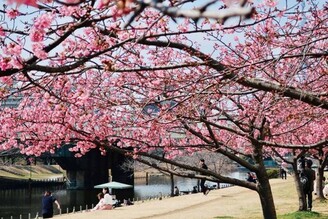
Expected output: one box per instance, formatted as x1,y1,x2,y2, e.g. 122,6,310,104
0,164,161,180
0,165,65,188
51,177,328,219
0,165,64,178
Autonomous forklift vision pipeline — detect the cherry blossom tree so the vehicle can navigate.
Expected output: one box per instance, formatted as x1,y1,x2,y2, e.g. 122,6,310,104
0,0,327,218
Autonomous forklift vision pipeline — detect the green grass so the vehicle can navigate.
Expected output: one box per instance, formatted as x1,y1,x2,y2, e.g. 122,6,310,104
215,217,234,219
215,212,328,219
280,211,328,219
212,175,328,219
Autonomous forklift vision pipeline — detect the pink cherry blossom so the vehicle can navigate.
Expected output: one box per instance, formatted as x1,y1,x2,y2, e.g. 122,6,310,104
0,76,14,86
98,0,111,9
0,57,13,70
34,12,55,29
0,26,5,36
6,9,21,19
32,43,48,59
3,42,22,56
58,6,78,16
30,28,45,42
264,0,278,7
7,0,38,7
0,1,326,215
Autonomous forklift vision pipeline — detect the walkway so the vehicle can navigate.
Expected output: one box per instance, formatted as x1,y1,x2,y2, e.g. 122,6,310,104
53,178,294,219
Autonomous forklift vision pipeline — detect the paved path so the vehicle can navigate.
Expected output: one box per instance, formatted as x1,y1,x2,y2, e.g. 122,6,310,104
52,180,270,219
50,177,328,219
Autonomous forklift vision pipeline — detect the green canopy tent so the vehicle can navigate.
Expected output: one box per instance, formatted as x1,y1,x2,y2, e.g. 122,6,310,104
94,181,133,189
94,181,134,203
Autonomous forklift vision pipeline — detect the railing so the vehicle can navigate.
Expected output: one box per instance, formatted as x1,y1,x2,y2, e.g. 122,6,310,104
179,183,234,195
29,177,66,183
0,176,66,183
220,183,234,189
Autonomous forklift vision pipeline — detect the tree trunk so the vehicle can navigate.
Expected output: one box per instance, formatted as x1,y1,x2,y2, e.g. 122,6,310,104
295,174,307,210
291,159,307,211
315,152,328,200
252,140,277,219
316,162,325,200
257,167,277,219
170,173,174,197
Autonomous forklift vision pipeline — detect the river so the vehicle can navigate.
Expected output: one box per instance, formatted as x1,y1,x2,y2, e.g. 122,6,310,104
0,172,245,219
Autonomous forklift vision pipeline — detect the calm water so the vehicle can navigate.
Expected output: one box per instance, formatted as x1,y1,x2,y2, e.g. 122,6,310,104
0,172,244,219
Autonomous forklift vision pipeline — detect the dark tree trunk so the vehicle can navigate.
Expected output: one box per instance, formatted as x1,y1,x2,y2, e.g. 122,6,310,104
256,165,277,219
315,167,324,199
315,154,328,200
170,172,174,197
291,158,307,211
252,140,277,219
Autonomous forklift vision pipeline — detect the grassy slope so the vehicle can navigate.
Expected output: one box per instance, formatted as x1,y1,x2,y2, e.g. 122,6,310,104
214,177,328,219
273,179,328,218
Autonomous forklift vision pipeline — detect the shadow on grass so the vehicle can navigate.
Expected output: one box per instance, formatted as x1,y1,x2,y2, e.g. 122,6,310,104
280,211,328,219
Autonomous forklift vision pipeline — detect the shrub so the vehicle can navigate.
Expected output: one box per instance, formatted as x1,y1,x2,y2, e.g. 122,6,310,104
266,168,279,179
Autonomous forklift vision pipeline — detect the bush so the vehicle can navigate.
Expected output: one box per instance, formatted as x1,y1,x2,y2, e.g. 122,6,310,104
266,168,280,179
281,211,322,219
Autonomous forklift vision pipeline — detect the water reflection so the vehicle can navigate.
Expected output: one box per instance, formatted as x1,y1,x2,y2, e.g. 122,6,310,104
0,186,98,219
134,175,203,199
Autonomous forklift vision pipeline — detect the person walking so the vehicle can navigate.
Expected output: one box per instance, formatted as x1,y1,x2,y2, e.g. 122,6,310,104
42,191,60,218
302,159,316,211
174,186,180,196
281,162,288,180
199,159,210,195
280,166,287,180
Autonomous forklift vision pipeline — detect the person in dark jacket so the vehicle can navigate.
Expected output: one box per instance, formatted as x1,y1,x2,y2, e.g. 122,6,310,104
174,186,180,196
246,172,257,183
302,159,316,211
199,159,210,195
42,191,60,218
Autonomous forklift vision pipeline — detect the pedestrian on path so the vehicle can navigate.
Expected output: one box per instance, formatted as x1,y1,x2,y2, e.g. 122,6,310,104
174,186,180,196
199,159,210,195
42,190,60,218
302,159,316,211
